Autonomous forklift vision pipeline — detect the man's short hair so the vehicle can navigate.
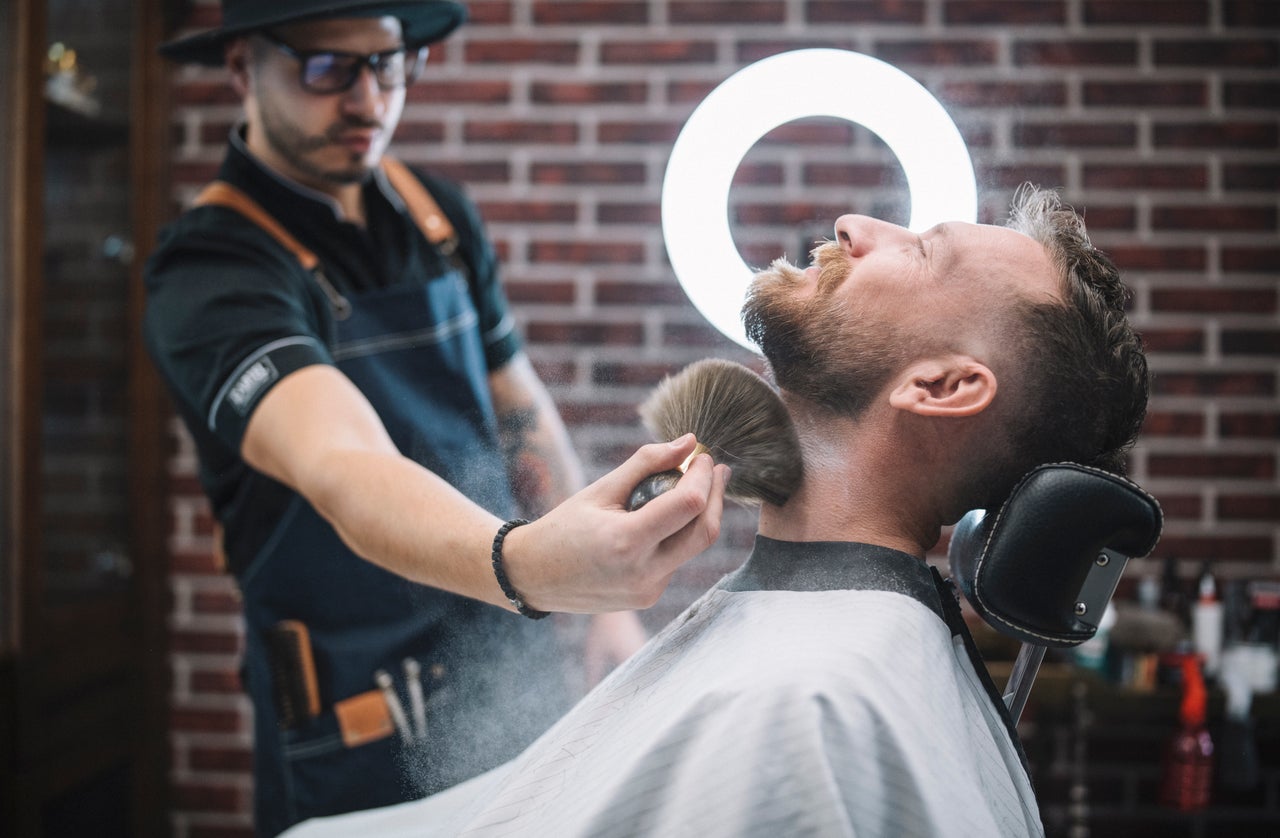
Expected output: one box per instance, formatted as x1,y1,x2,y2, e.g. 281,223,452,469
996,185,1149,485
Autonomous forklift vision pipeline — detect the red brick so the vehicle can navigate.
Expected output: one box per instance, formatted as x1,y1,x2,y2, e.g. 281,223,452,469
663,322,744,348
977,164,1068,189
731,163,786,186
1083,1,1209,26
1223,164,1280,192
600,40,717,64
873,39,1000,66
530,162,647,185
189,745,254,773
1106,245,1206,271
465,1,515,25
190,669,243,694
170,549,223,575
1153,121,1278,149
525,321,646,346
598,121,683,144
1150,536,1273,562
758,120,857,146
1083,164,1207,190
735,202,854,226
1225,0,1280,25
671,2,786,24
804,163,908,188
532,1,648,24
477,201,577,224
392,122,445,143
1150,288,1276,314
944,1,1066,24
528,241,646,264
1152,494,1203,519
504,281,576,308
464,40,580,64
1152,372,1274,397
1141,412,1206,438
1223,81,1280,109
1151,205,1276,232
1220,412,1280,439
941,81,1067,107
529,359,577,386
807,1,926,24
531,81,649,105
1076,205,1137,231
1222,247,1280,273
192,589,242,614
1013,40,1136,66
413,161,511,184
1222,329,1280,356
591,362,683,387
1155,40,1279,68
1013,122,1137,148
464,121,579,144
668,79,721,104
1148,454,1275,480
595,281,689,306
1217,495,1280,522
736,40,860,64
558,401,651,426
170,707,244,735
596,203,661,225
1083,81,1206,108
406,80,512,104
172,162,220,186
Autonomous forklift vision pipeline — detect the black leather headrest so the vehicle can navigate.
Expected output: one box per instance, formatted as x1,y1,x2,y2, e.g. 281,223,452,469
948,463,1163,648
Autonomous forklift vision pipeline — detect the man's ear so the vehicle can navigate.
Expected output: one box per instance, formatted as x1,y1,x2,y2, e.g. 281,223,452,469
225,37,252,98
887,356,997,417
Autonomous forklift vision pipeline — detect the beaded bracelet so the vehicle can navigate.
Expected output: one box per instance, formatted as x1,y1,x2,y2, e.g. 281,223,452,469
490,518,549,620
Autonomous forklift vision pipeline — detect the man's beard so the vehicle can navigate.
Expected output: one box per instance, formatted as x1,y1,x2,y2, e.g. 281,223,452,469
260,108,380,186
742,242,909,418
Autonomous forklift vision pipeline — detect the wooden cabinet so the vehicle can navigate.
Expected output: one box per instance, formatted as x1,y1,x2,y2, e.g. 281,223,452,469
2,1,170,835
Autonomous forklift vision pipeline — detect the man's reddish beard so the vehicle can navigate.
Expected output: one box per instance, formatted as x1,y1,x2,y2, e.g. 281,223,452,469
743,243,909,418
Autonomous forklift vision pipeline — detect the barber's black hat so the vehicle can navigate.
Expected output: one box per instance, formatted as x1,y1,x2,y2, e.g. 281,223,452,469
159,0,467,66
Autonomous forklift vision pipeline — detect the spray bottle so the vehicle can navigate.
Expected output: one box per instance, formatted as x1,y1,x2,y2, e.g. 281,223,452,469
1159,654,1214,811
1192,561,1224,680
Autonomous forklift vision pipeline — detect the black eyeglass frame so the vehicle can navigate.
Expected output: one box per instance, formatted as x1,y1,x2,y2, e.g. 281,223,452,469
258,30,428,94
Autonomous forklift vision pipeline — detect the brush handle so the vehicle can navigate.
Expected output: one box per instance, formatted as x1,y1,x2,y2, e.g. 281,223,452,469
627,469,683,511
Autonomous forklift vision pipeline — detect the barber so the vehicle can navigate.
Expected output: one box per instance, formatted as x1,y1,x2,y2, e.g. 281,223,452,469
144,1,728,834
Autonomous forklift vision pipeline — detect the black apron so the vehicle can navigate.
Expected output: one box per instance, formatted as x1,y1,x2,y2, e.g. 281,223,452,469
197,168,572,836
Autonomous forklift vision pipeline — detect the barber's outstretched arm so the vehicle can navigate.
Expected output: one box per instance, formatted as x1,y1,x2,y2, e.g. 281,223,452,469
242,363,729,614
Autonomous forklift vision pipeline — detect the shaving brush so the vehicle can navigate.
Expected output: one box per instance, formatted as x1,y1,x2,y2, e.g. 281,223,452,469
627,359,804,510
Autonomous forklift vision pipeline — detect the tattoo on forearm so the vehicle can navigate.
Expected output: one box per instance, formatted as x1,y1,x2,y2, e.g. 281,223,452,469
498,407,558,517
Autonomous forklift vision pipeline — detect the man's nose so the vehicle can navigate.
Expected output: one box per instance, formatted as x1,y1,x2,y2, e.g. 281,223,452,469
833,214,875,258
341,65,384,115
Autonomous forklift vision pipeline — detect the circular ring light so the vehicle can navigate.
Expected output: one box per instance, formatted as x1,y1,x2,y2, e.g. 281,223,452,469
661,49,976,350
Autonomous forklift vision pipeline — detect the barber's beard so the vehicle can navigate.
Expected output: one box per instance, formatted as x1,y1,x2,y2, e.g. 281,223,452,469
743,245,908,417
260,109,382,186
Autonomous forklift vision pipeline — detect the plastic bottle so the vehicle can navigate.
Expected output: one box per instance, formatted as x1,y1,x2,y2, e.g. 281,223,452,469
1159,655,1214,811
1192,561,1224,680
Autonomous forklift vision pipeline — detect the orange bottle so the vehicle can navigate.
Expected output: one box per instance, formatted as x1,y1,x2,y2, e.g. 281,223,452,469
1159,654,1214,811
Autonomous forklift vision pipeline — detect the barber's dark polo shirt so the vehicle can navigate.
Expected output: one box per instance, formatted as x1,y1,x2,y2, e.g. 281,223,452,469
144,129,520,573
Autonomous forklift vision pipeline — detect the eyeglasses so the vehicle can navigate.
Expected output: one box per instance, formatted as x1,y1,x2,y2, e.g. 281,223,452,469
258,31,428,94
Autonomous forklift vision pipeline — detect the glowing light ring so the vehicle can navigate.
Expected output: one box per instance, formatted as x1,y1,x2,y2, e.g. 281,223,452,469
661,49,977,350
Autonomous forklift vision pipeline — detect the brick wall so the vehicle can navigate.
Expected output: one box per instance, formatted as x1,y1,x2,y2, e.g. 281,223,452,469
160,1,1279,834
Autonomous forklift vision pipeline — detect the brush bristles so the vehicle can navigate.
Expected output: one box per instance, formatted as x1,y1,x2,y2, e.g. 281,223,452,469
638,359,803,506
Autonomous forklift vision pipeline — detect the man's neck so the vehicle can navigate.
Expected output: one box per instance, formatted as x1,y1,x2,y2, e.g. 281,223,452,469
757,404,944,559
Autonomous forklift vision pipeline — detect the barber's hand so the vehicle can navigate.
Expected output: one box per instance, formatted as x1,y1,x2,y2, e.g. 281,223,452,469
501,434,729,614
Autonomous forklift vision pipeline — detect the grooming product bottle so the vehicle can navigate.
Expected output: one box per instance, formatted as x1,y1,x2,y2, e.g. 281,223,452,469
1159,654,1214,811
1192,561,1223,680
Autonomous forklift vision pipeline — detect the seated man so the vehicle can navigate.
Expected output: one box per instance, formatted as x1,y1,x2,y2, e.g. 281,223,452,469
284,185,1148,838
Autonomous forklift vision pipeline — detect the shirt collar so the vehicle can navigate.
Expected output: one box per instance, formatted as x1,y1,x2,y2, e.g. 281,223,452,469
719,535,946,622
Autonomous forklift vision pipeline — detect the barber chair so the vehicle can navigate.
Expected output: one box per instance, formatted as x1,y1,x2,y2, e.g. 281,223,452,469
947,463,1164,724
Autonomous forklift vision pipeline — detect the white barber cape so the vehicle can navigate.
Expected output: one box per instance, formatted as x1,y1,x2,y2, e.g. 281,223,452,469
285,536,1044,838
